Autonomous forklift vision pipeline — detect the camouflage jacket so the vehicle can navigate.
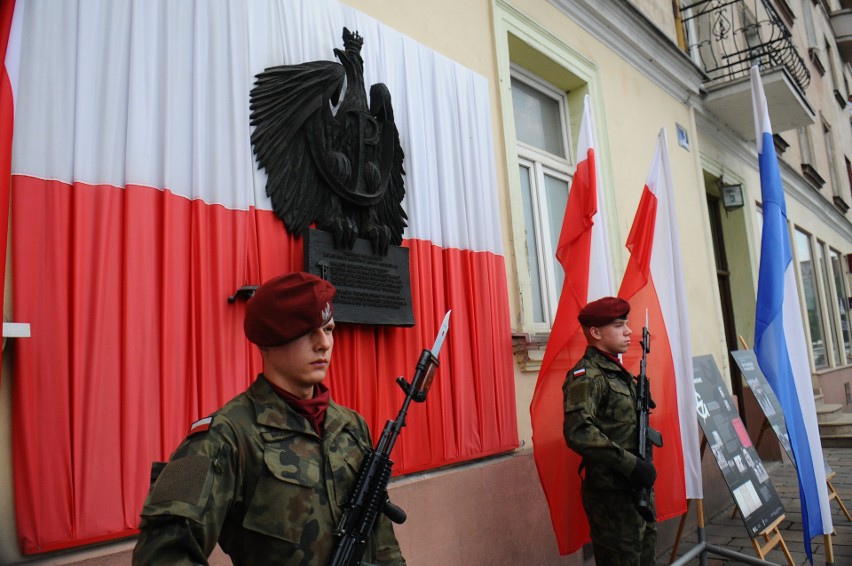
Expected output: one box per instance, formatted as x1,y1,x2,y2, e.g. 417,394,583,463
563,347,641,491
133,375,405,566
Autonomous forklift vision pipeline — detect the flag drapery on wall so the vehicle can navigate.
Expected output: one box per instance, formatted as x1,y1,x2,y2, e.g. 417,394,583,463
530,96,615,554
617,129,701,521
10,0,518,554
750,65,831,562
0,0,23,363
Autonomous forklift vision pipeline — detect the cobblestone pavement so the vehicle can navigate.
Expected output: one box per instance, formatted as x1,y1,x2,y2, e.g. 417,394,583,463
660,447,852,565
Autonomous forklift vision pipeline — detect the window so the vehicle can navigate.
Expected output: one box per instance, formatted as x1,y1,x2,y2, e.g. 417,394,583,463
797,125,825,189
795,229,827,368
847,157,852,203
825,40,841,94
510,68,573,328
823,119,841,197
817,241,841,365
800,0,817,48
495,8,603,337
798,125,815,166
511,74,567,156
830,248,852,363
740,6,765,65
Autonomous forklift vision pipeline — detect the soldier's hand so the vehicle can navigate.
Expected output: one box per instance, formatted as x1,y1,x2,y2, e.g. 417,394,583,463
629,458,656,488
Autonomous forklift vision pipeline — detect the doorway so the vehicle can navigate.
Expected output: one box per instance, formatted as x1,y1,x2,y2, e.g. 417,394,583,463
706,191,747,421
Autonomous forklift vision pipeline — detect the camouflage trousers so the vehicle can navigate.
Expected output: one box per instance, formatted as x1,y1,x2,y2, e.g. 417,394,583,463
582,485,657,566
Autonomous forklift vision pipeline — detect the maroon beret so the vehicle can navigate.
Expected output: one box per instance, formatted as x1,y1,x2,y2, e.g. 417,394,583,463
577,296,630,327
244,272,336,346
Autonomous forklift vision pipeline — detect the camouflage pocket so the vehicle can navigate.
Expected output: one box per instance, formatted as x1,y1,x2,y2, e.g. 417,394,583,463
243,472,319,544
261,437,322,488
604,378,634,424
243,436,325,543
328,429,369,507
331,447,365,508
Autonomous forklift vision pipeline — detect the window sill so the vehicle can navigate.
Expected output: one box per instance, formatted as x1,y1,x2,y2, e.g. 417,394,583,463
801,163,826,190
809,47,826,76
773,133,789,155
512,333,549,372
774,0,795,27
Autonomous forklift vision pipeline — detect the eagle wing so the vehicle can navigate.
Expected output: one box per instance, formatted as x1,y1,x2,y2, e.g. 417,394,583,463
249,61,345,235
369,83,408,246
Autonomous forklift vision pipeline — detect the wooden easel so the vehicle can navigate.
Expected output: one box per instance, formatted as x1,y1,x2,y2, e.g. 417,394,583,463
746,414,852,523
670,498,794,566
751,515,795,564
827,471,852,521
738,334,852,523
736,336,839,564
669,437,794,565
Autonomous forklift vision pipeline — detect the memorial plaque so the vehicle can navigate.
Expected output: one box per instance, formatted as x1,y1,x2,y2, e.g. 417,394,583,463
731,349,832,475
693,355,785,537
731,350,793,458
305,228,414,326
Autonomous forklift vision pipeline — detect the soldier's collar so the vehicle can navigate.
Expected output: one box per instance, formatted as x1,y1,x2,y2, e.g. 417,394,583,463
592,347,629,372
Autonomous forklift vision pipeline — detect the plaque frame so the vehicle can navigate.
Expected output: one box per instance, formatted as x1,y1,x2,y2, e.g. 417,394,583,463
304,228,414,326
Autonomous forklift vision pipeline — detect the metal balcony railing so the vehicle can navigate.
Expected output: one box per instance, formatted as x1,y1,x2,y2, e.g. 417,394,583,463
680,0,810,93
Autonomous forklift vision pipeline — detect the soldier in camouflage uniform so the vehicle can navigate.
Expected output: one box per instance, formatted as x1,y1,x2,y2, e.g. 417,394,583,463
563,297,657,566
133,272,405,565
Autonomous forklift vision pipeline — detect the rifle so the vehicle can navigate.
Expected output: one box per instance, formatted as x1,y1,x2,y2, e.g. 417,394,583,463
635,309,663,523
329,311,451,566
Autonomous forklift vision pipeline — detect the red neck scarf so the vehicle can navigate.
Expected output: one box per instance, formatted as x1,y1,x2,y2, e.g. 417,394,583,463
595,348,629,373
268,380,330,436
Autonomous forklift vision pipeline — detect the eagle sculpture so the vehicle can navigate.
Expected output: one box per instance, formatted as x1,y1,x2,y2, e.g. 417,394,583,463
249,28,407,255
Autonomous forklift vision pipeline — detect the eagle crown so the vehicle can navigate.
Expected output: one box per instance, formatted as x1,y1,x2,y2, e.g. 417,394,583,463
342,28,363,56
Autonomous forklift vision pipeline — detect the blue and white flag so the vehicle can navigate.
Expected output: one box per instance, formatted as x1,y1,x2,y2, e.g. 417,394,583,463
750,65,832,562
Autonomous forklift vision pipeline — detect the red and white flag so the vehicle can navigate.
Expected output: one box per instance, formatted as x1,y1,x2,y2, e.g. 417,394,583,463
9,0,518,553
617,129,702,521
0,0,23,367
531,95,615,554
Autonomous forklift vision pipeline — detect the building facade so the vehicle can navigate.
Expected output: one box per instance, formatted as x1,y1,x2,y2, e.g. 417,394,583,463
1,0,850,564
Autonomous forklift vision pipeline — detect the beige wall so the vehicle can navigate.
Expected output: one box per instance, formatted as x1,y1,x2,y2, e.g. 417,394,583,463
1,351,15,562
494,0,729,444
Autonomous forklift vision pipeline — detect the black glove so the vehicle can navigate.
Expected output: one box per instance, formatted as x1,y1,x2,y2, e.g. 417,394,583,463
630,458,656,489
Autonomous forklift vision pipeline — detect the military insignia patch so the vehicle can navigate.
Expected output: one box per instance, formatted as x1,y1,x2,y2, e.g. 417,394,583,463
573,368,586,378
189,416,212,436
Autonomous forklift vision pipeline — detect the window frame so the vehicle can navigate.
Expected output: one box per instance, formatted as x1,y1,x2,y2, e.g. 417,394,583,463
817,240,842,366
509,66,575,331
827,245,852,366
829,247,851,366
822,118,842,198
793,227,829,369
494,2,615,342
